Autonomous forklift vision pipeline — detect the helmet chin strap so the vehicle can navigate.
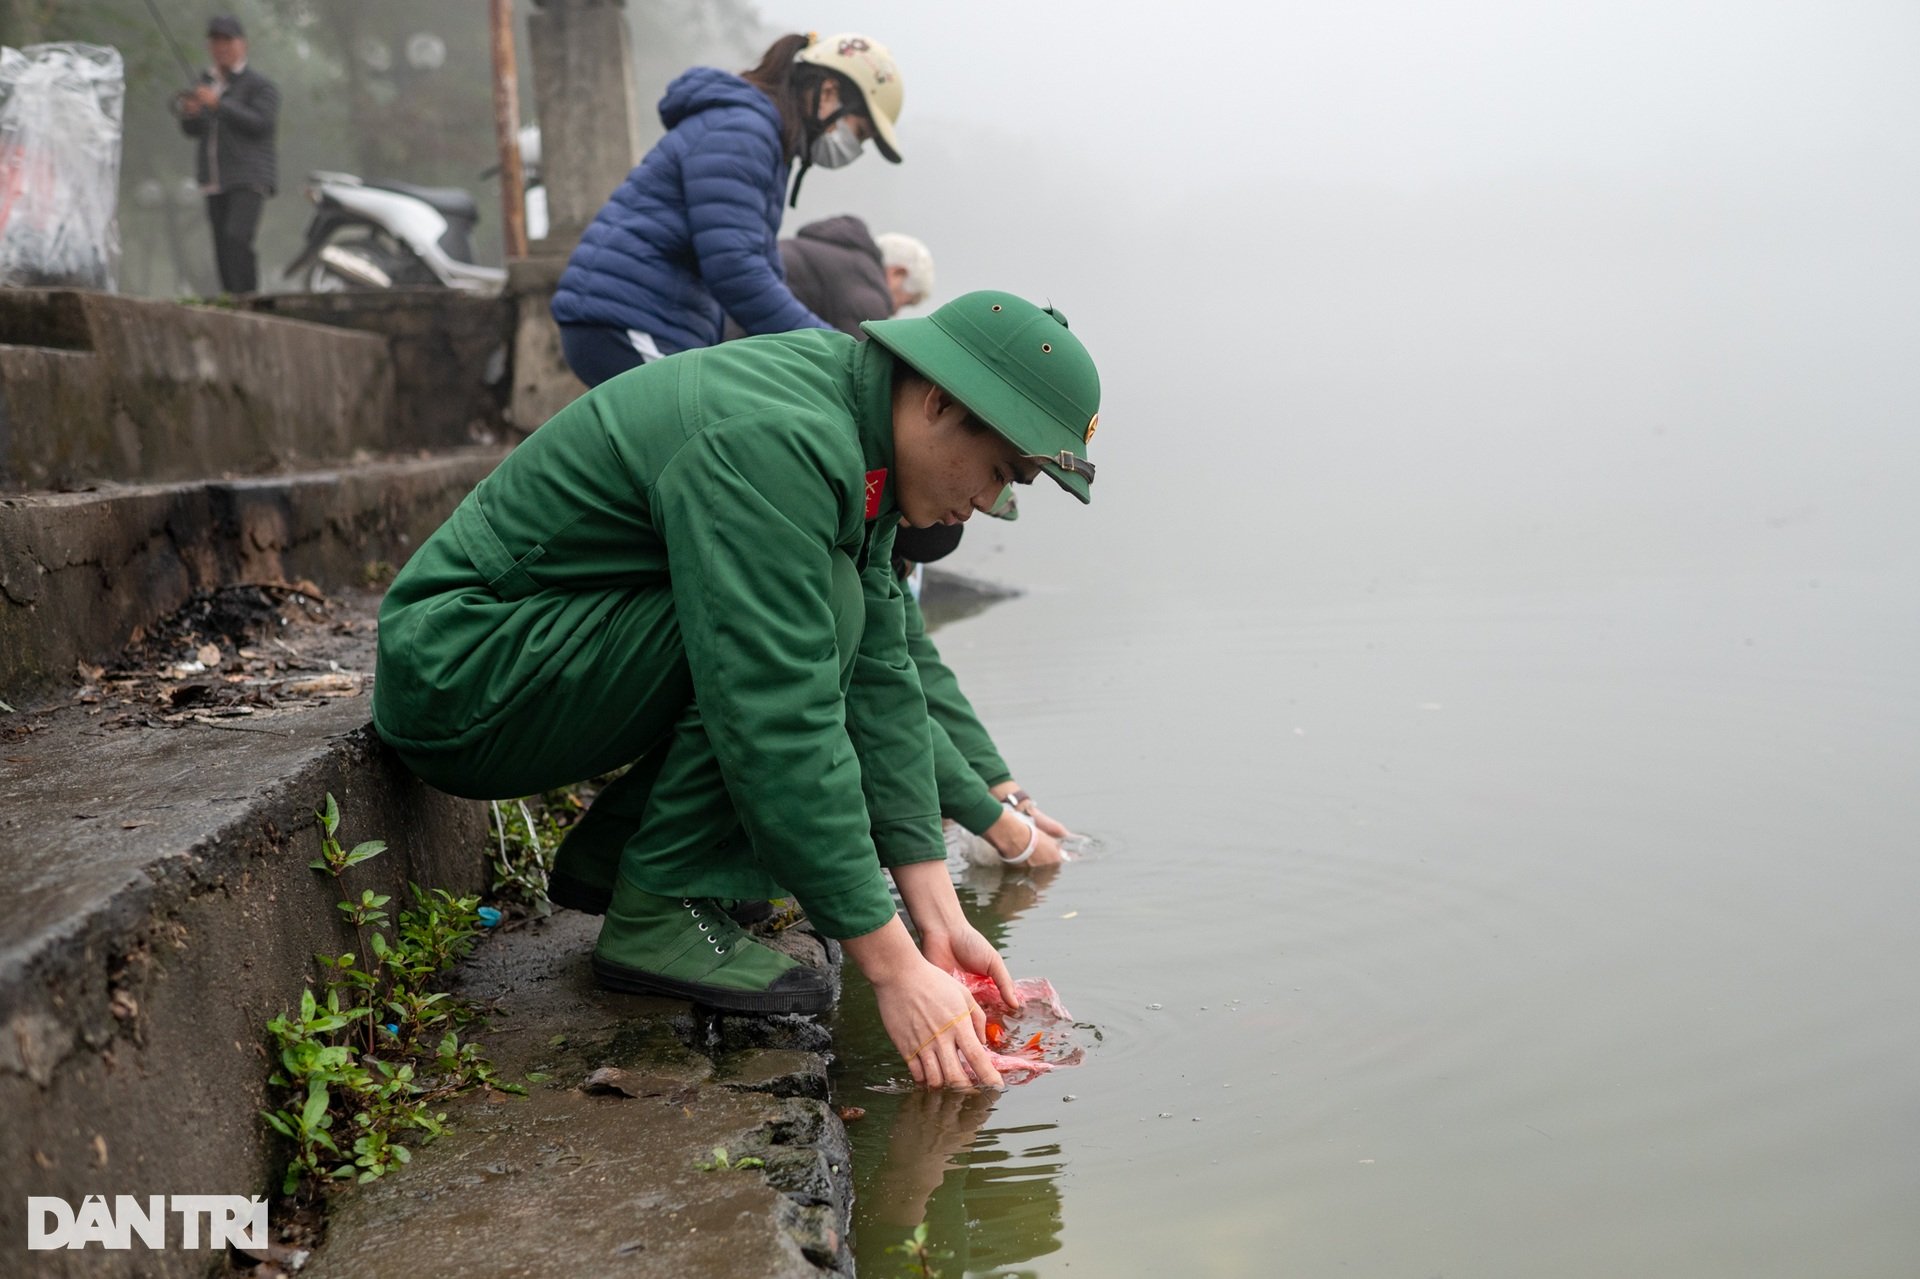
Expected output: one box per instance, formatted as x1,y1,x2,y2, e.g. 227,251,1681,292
789,82,850,208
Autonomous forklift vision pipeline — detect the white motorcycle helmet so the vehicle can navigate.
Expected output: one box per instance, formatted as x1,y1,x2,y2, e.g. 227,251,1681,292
794,33,903,162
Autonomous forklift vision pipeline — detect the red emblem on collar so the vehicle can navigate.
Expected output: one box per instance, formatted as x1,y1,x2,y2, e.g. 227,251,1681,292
864,468,888,520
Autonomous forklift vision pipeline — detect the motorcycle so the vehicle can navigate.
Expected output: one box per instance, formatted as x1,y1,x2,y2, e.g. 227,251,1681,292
283,171,506,293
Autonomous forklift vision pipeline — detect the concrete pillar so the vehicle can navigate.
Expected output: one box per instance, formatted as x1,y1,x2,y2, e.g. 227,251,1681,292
526,0,641,251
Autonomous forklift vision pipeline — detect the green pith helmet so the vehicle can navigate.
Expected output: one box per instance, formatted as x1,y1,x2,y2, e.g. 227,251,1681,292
862,290,1102,503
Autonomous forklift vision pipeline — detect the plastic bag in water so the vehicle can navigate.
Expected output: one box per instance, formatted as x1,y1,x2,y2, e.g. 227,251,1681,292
944,817,1093,869
950,969,1084,1083
0,43,124,290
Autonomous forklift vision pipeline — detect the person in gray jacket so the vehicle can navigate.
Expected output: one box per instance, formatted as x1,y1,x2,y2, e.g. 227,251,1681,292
723,217,933,339
173,15,280,294
777,216,931,335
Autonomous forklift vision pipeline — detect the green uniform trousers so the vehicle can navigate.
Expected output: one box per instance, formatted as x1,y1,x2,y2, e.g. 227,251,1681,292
391,550,866,907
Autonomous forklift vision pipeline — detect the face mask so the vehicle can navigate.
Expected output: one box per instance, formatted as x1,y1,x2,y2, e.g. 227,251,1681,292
809,118,864,169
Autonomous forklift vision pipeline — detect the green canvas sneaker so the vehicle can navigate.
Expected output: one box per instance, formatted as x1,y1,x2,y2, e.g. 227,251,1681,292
551,857,774,928
591,881,833,1015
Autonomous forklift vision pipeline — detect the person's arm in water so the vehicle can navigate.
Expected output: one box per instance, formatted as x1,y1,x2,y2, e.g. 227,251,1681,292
682,115,831,337
903,586,1071,865
651,414,1004,1087
843,518,1018,1085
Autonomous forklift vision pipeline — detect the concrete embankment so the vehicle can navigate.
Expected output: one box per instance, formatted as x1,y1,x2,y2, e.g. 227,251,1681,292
301,912,853,1279
1,288,859,1277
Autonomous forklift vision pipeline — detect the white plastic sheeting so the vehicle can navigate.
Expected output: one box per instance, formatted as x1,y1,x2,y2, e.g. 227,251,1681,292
0,43,125,290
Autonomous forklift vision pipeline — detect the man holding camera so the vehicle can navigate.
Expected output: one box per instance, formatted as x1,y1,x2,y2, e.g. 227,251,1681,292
172,15,279,295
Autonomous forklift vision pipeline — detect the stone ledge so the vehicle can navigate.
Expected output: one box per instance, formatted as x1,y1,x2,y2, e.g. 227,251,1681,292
0,290,402,492
0,672,487,1278
0,449,505,708
241,291,519,452
301,910,853,1278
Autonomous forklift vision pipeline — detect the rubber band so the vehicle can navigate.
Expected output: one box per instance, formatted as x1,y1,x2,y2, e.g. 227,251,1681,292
908,1010,970,1062
999,816,1038,865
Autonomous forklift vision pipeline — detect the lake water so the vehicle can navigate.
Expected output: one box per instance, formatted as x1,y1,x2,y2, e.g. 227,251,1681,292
801,54,1920,1264
828,519,1919,1276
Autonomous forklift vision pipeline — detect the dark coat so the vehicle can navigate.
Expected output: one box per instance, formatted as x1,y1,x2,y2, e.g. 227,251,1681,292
722,215,893,341
177,66,280,195
779,216,894,335
551,68,830,355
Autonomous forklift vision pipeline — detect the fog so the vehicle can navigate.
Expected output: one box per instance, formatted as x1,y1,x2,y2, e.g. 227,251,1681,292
737,0,1920,597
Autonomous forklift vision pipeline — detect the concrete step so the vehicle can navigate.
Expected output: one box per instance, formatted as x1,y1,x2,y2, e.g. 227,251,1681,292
0,593,487,1278
241,290,521,451
301,912,852,1279
0,289,400,492
0,448,505,710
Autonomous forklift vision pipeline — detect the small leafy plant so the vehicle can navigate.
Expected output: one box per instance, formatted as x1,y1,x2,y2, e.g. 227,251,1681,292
262,794,517,1195
884,1223,950,1279
695,1146,766,1173
310,793,387,874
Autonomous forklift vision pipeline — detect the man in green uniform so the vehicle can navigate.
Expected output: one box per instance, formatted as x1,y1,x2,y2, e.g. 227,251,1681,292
373,290,1100,1089
904,581,1077,867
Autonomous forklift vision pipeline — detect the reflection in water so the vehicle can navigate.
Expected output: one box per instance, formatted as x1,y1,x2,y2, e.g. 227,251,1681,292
833,860,1072,1276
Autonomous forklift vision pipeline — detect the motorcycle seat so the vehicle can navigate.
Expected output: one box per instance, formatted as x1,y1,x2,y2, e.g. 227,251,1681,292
365,180,479,223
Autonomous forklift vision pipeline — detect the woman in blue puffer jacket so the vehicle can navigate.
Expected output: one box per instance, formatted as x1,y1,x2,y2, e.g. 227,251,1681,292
552,32,905,386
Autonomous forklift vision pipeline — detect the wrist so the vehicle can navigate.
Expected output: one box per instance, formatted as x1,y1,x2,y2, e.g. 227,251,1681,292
891,860,969,935
840,916,922,988
985,810,1024,855
991,780,1035,816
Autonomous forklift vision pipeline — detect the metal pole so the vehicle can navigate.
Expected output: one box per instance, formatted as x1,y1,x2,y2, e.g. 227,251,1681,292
489,0,529,259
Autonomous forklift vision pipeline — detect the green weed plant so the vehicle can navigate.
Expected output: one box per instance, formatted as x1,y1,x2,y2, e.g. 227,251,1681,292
694,1146,766,1173
263,793,520,1195
885,1223,951,1279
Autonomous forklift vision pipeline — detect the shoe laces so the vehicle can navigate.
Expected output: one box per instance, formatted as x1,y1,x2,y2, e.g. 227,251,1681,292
681,898,742,957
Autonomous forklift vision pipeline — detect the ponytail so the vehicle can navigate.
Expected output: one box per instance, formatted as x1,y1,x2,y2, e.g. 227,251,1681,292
739,33,822,163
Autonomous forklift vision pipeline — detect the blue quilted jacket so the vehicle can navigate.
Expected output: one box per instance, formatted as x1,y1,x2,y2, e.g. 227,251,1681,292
551,68,829,353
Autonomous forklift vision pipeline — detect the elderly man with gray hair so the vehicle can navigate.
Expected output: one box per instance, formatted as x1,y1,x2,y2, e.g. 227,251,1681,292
875,230,934,312
749,215,933,335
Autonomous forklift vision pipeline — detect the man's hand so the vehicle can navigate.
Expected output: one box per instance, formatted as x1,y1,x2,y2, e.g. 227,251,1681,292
984,807,1066,868
919,922,1018,1009
991,779,1074,839
193,84,220,109
845,916,1004,1089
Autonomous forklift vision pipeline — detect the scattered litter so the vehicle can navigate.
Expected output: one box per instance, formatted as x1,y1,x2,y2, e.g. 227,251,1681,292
63,583,377,731
278,673,362,697
1060,910,1078,919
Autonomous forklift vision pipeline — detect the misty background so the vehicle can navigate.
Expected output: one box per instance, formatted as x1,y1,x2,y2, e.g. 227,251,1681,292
10,4,1918,1271
9,0,1914,590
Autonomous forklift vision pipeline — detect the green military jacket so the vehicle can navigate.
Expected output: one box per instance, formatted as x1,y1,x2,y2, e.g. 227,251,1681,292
375,331,942,938
902,589,1015,835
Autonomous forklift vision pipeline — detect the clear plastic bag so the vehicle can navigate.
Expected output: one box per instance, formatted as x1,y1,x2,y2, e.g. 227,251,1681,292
0,42,124,290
